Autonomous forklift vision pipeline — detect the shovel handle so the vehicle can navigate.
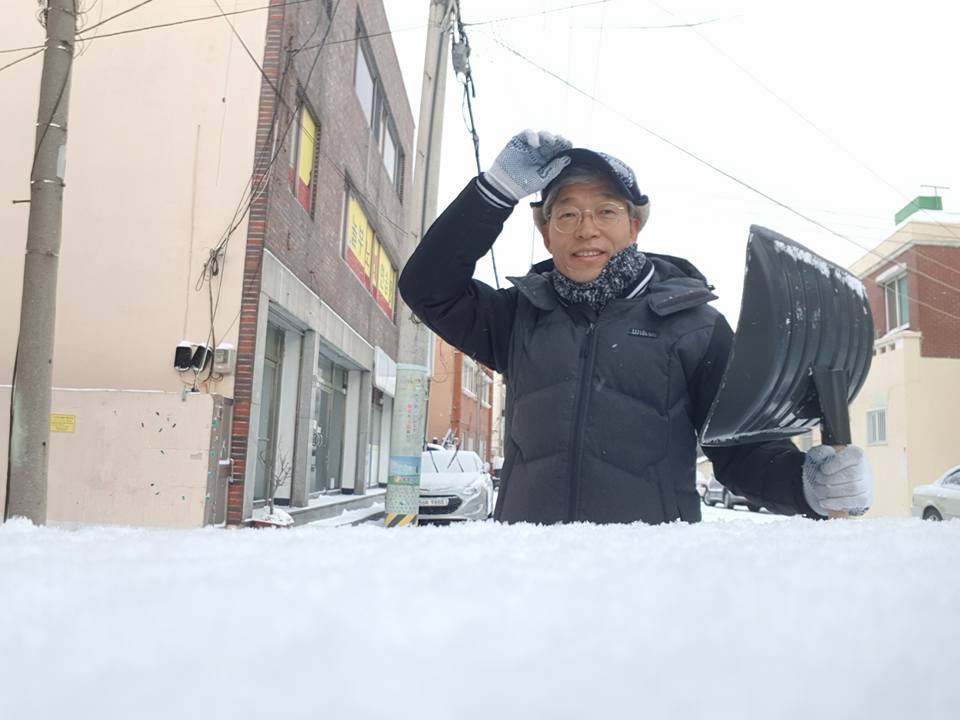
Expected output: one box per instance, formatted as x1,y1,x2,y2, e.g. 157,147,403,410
826,443,849,519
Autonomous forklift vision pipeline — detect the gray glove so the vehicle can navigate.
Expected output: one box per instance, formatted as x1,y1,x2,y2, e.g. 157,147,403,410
482,129,572,202
802,444,873,517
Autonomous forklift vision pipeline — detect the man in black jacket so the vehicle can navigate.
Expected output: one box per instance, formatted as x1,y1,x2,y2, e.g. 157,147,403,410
399,130,872,525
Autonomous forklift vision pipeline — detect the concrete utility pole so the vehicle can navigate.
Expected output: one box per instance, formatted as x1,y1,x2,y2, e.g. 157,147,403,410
5,0,77,524
385,0,455,528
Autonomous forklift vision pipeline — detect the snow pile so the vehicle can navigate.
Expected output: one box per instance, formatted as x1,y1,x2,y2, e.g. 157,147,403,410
1,515,957,719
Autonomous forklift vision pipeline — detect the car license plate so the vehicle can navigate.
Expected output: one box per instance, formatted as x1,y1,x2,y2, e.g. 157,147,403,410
419,497,448,507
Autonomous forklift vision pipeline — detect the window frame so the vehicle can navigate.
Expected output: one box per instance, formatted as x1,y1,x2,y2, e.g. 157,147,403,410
480,371,493,408
881,272,909,333
354,34,377,128
866,408,887,445
461,356,478,398
353,16,404,200
288,97,320,217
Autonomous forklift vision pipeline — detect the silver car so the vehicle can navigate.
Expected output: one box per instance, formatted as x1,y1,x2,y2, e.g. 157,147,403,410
702,474,762,512
912,465,960,521
418,447,494,522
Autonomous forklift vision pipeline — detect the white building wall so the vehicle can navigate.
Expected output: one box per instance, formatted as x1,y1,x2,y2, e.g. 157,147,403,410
0,3,268,524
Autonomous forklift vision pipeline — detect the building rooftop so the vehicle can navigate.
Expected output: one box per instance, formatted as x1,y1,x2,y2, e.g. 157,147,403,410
848,210,960,278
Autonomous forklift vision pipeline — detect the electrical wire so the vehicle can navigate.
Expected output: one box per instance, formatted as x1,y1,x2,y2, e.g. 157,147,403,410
451,2,499,288
484,33,960,323
75,0,105,58
0,48,44,73
462,0,618,27
193,0,420,388
190,3,315,388
80,0,155,34
644,0,960,282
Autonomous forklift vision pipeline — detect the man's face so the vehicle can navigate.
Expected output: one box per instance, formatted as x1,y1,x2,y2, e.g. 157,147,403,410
537,181,641,283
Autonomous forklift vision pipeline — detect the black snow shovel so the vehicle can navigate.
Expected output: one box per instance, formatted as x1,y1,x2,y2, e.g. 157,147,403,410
700,226,874,514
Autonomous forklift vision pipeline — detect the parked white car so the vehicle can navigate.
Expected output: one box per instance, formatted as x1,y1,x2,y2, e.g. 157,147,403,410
418,447,494,522
912,465,960,521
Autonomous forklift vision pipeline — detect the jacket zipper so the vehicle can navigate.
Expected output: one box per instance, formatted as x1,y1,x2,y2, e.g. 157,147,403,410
568,321,598,522
653,289,714,312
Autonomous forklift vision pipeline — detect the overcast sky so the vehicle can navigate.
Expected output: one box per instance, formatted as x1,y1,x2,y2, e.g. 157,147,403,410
383,0,960,321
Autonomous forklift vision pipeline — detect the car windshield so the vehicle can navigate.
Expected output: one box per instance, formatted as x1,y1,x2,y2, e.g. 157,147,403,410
421,449,480,474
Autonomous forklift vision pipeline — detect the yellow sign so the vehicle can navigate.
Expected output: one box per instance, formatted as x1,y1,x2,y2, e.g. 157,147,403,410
298,108,316,187
373,243,396,317
346,195,373,285
50,413,76,433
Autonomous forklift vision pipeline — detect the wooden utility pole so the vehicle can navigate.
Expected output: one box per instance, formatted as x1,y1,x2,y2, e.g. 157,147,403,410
384,0,455,527
5,0,77,524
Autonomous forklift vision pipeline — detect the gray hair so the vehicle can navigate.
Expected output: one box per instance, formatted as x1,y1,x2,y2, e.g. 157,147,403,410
533,167,649,229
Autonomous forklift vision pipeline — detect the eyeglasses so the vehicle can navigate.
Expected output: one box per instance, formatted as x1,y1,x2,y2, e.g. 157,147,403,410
549,202,628,234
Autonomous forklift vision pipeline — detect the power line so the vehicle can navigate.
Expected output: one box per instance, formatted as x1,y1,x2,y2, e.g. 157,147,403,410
452,1,499,288
80,0,155,34
484,33,960,323
462,0,617,27
0,48,43,73
194,0,415,386
645,0,960,270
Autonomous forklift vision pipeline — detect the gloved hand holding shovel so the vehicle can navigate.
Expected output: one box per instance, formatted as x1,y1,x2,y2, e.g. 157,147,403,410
699,226,877,520
802,445,873,517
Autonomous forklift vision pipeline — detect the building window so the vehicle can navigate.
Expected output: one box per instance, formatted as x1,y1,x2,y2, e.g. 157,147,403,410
288,101,319,215
354,41,376,127
461,357,478,397
866,408,886,445
480,372,492,408
343,187,397,321
882,273,909,333
382,119,398,184
354,20,404,199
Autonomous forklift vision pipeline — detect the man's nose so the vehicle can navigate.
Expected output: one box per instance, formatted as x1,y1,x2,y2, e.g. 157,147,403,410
576,211,601,237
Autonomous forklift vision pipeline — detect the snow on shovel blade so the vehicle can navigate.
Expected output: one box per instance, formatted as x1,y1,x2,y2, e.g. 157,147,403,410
700,226,873,446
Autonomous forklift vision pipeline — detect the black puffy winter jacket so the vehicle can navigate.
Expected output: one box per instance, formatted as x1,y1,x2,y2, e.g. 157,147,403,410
399,179,815,524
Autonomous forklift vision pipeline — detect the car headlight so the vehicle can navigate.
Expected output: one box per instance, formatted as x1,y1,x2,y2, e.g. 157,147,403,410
461,482,482,497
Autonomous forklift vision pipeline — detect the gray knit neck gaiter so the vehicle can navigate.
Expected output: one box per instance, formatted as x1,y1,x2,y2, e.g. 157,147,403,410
547,244,648,311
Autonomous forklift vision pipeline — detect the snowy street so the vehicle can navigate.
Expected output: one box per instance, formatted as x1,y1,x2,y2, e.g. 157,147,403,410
1,514,957,719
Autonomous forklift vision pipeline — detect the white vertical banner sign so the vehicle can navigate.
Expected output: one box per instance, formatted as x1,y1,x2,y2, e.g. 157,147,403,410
384,0,455,528
384,363,429,526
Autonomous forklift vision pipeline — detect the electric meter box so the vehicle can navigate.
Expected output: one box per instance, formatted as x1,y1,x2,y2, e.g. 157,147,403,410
213,343,236,375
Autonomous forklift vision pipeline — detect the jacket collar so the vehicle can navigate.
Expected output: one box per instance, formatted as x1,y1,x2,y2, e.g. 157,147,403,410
509,253,718,315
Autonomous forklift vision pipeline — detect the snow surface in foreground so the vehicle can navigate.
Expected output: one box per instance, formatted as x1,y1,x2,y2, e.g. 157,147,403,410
1,516,957,720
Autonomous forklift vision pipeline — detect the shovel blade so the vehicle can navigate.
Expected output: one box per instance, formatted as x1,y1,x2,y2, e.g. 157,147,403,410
700,226,874,446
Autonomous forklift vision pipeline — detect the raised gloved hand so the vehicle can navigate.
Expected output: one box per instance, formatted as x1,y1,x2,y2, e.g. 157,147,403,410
482,129,572,203
802,444,873,517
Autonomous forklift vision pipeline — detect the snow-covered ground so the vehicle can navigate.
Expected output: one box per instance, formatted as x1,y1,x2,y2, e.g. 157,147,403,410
1,513,957,720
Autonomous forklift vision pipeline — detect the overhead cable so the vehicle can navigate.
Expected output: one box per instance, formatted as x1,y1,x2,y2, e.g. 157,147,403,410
485,33,960,322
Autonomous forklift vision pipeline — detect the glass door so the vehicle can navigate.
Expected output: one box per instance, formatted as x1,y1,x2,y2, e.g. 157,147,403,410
254,325,284,501
366,393,383,488
311,356,347,493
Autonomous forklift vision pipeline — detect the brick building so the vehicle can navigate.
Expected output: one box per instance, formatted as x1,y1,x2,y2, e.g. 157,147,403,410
0,0,412,527
229,0,414,524
846,199,960,516
425,336,495,465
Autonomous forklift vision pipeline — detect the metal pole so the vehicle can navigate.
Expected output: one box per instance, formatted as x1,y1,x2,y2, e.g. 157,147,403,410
384,0,454,528
5,0,77,524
